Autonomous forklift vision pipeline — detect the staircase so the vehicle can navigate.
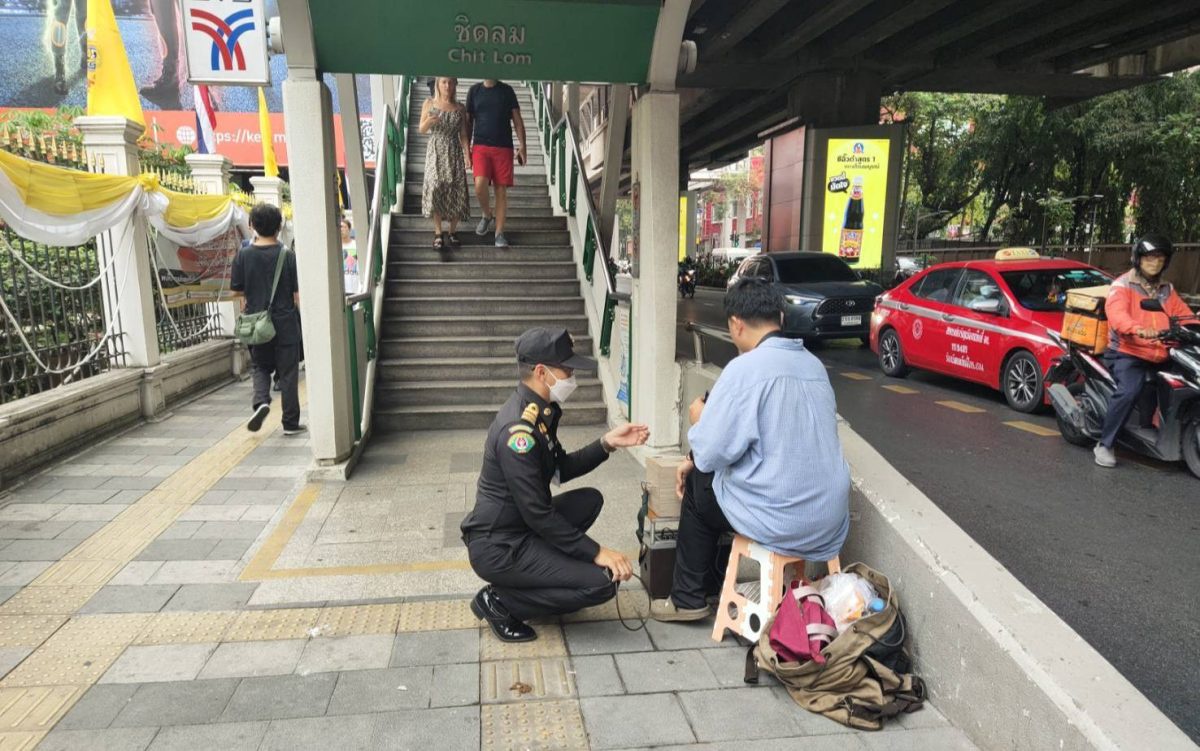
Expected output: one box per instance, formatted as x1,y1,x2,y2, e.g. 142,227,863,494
372,81,607,432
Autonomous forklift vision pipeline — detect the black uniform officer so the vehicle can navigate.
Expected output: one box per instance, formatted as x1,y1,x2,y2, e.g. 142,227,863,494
462,327,647,642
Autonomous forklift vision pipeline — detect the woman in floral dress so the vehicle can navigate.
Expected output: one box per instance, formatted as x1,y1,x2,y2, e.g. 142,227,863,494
419,77,472,251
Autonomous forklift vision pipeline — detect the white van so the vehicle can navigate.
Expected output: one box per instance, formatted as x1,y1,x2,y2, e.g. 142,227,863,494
710,247,756,264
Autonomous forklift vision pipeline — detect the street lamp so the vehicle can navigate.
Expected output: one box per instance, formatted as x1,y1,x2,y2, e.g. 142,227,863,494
912,208,952,250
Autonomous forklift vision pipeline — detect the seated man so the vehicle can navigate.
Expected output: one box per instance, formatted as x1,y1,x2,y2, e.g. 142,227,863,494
651,278,851,621
462,327,649,642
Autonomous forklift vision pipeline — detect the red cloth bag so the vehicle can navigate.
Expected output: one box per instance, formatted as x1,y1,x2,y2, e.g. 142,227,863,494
768,583,839,665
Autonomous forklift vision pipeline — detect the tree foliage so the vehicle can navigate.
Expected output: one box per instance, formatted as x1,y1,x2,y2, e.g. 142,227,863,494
888,70,1200,246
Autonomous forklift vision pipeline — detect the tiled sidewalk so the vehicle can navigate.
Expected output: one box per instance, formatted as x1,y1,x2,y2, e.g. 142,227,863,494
0,379,977,750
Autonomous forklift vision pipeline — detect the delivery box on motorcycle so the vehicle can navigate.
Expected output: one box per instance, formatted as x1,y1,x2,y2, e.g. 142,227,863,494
1062,285,1110,354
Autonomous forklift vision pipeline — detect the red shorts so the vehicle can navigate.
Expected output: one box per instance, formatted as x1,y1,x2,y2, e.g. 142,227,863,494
471,145,515,187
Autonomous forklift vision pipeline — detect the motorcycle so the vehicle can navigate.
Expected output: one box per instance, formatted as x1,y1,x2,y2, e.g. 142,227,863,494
1046,298,1200,478
678,268,697,298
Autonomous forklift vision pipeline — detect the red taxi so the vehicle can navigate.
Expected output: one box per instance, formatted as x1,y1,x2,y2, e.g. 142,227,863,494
869,249,1111,412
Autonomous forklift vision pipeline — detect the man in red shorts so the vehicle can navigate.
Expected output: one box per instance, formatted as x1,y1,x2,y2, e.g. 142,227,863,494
466,79,527,248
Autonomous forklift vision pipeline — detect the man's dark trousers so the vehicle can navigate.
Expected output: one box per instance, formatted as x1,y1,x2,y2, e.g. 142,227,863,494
466,488,615,621
670,469,734,610
1100,352,1159,448
250,340,300,429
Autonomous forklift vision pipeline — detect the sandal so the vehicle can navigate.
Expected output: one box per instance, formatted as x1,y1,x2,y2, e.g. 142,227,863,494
446,233,461,247
433,233,444,249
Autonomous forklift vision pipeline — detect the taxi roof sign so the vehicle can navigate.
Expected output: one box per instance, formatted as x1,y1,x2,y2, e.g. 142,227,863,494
994,247,1041,261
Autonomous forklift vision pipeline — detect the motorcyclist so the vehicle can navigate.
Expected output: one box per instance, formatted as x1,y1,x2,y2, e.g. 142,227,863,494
1094,235,1194,467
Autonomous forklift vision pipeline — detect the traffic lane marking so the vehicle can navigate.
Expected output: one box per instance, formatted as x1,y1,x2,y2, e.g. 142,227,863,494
840,372,873,381
935,400,987,413
882,385,919,394
1004,420,1061,437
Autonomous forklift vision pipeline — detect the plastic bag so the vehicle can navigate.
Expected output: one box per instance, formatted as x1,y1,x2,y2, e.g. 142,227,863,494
817,572,878,633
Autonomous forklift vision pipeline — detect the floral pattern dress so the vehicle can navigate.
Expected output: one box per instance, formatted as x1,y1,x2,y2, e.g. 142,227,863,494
421,107,471,222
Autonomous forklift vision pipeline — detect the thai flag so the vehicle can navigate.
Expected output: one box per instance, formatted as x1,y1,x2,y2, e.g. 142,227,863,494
193,84,218,155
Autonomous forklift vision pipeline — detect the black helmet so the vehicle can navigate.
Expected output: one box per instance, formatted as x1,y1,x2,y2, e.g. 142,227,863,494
1131,234,1173,270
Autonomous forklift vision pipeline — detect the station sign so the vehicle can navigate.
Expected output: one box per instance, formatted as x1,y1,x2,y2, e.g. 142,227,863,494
182,0,271,86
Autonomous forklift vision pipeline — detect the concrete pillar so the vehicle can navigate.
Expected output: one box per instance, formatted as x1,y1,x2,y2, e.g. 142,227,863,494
369,74,396,155
76,116,161,370
566,83,580,132
630,91,681,450
787,70,882,128
549,82,564,122
597,84,631,243
250,175,285,207
334,73,370,284
282,76,355,463
184,153,239,338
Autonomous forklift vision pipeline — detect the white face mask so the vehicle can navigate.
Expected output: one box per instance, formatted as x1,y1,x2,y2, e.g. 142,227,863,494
546,370,578,404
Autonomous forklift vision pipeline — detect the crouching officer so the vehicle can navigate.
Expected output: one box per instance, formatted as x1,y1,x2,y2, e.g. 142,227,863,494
462,327,649,642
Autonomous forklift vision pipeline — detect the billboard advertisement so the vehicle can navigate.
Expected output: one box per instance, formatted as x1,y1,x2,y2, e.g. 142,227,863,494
0,0,373,167
820,138,890,268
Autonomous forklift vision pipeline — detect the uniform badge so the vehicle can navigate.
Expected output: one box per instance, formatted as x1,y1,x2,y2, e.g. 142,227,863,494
543,407,552,416
521,403,540,425
507,433,534,454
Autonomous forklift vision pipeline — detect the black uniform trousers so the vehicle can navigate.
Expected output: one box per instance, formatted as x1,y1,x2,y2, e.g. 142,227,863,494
250,340,301,430
466,488,616,621
1099,351,1161,448
670,469,734,610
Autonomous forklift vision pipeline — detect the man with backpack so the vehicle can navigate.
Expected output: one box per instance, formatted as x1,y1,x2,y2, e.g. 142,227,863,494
230,203,306,435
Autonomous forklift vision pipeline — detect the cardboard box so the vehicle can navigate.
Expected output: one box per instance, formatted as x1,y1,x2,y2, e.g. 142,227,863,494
1062,311,1110,354
645,454,685,519
1065,285,1110,316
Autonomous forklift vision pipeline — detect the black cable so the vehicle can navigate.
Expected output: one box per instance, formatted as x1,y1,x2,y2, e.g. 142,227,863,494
614,574,651,632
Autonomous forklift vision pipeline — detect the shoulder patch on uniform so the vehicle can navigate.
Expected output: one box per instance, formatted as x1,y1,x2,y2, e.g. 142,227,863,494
507,432,535,454
520,403,539,425
509,424,533,434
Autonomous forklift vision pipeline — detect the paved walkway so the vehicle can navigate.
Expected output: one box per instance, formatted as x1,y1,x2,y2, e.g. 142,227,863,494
0,378,977,750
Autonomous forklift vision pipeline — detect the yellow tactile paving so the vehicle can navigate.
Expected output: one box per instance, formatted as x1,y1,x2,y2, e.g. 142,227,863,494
0,731,44,750
397,599,480,633
0,685,81,731
135,611,238,645
481,658,576,704
314,604,402,638
936,400,987,414
480,624,567,662
1004,420,1060,437
49,614,154,647
0,645,124,687
0,617,67,649
481,699,588,751
0,588,99,617
225,608,323,642
882,384,919,394
561,590,650,624
32,560,124,588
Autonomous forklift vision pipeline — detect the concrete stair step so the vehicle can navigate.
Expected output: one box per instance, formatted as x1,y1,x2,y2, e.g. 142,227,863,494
379,334,592,359
385,296,583,316
376,380,602,406
388,278,580,297
376,361,602,389
387,260,577,280
372,402,606,431
389,229,569,246
391,214,565,231
382,313,589,338
405,169,548,186
399,203,555,217
386,246,573,263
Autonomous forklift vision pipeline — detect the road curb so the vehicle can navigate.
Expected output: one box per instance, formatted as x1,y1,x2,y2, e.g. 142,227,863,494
838,419,1194,750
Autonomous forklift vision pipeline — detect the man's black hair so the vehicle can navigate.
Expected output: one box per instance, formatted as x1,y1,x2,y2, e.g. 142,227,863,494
724,277,784,323
250,203,283,238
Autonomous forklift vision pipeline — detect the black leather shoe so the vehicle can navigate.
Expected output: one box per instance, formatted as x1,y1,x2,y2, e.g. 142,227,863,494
471,586,537,643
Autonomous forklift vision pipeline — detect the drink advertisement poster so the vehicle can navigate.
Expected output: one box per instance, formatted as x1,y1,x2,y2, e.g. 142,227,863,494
821,138,890,268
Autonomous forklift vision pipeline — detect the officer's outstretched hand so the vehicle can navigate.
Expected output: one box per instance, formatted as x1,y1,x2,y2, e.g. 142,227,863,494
603,423,650,449
594,546,633,582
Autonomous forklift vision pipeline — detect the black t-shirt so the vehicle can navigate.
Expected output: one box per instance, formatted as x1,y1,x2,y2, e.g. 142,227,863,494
466,82,519,148
230,242,301,345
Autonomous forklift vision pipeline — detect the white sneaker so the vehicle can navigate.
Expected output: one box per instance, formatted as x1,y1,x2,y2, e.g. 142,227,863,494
1093,444,1116,468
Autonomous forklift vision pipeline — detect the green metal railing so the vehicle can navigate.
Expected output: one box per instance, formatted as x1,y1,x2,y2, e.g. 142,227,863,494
527,81,627,358
345,76,412,441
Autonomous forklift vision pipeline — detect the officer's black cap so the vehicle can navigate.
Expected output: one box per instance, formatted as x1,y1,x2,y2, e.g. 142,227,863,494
515,327,597,371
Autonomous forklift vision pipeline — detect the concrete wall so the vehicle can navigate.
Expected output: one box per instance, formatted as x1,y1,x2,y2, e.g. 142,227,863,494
677,361,1192,750
0,340,245,489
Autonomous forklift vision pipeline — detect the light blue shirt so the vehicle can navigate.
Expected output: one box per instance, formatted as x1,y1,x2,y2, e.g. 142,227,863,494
688,336,850,560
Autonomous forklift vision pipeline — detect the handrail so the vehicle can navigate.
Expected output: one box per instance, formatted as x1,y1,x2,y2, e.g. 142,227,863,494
686,321,732,367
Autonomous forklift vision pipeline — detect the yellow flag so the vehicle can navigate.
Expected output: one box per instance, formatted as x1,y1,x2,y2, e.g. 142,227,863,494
85,0,144,127
258,88,279,178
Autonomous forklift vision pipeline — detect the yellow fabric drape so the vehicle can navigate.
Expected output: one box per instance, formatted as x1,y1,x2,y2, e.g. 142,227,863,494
85,0,145,127
158,187,234,229
0,149,136,215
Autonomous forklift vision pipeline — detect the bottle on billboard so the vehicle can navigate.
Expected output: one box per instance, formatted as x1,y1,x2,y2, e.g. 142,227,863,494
839,177,864,264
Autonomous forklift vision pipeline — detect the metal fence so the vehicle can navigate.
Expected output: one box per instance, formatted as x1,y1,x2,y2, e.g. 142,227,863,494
0,224,127,405
146,226,226,355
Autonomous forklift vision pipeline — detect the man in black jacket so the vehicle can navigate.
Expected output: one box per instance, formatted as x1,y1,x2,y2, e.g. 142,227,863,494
461,327,648,641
